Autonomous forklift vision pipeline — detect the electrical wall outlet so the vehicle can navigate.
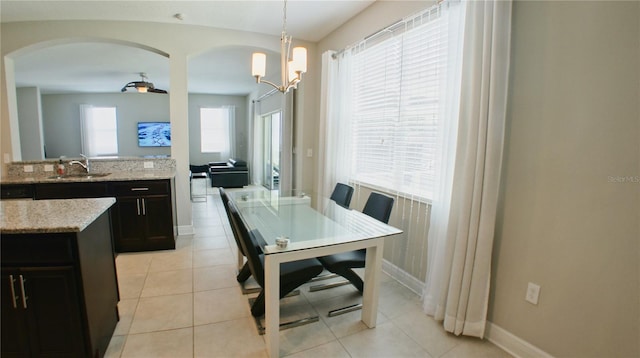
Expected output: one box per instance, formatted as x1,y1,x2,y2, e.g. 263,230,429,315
306,148,313,157
526,282,541,305
3,153,11,164
44,164,54,172
143,161,154,169
23,165,34,172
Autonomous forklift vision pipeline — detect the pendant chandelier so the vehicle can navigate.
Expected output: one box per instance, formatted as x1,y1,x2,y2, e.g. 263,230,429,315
251,0,307,93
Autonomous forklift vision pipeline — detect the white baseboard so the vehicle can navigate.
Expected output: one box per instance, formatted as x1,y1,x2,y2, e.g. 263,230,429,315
485,322,553,358
176,225,194,236
382,259,425,295
378,261,552,358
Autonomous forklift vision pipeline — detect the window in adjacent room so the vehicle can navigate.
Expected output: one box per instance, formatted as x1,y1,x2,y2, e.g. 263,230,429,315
80,105,118,156
200,107,235,158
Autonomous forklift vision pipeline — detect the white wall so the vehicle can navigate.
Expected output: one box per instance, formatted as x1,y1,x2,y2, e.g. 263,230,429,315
188,93,248,165
17,87,44,160
40,93,171,158
490,1,639,357
38,92,249,165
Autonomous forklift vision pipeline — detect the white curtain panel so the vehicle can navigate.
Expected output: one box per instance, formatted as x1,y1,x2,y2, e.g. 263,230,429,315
224,105,236,159
317,50,354,211
423,0,512,338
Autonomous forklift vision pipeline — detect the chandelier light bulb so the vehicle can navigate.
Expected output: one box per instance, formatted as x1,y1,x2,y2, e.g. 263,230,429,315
252,53,267,78
292,47,307,73
250,0,307,93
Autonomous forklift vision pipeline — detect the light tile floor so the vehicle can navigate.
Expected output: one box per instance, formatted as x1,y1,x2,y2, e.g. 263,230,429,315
105,192,512,358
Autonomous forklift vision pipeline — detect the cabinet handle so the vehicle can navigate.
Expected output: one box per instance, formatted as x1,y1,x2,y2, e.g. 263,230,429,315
8,275,18,309
136,198,141,215
131,188,149,191
19,275,28,309
141,198,146,216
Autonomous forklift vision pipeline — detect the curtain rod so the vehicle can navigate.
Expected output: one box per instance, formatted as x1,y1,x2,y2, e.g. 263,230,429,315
332,0,445,59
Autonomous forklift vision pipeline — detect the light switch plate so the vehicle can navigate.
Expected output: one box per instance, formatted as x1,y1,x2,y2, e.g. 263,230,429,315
23,165,34,172
44,164,54,172
144,161,154,169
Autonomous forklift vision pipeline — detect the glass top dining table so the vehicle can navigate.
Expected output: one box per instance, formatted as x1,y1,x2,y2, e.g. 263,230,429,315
226,188,402,357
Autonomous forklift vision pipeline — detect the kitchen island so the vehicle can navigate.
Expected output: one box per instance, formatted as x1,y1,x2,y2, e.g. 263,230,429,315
1,168,176,252
1,198,119,358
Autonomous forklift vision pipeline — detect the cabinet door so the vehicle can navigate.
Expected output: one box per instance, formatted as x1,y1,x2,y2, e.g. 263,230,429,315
1,270,30,357
111,196,146,252
1,267,85,357
22,266,86,357
141,195,174,244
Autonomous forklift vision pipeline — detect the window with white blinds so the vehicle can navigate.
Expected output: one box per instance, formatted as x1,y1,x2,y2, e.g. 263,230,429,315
349,8,448,200
80,105,118,156
200,107,231,153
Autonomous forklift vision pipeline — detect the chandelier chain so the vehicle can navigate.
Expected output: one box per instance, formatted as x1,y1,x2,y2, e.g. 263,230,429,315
283,0,288,34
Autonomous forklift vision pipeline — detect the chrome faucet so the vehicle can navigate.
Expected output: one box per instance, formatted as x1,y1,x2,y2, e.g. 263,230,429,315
69,154,90,173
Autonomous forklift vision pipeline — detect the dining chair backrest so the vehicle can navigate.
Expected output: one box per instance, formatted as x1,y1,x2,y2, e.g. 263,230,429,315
330,183,354,208
219,188,245,256
228,200,265,287
362,192,394,224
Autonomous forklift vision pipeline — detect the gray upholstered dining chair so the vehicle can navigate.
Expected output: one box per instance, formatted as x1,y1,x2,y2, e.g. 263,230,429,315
311,192,394,316
227,200,324,333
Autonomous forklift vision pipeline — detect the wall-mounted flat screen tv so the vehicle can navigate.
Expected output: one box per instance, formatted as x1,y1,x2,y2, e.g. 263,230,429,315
138,122,171,147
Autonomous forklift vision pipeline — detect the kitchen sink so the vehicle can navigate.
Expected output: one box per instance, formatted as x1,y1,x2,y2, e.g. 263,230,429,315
47,173,111,180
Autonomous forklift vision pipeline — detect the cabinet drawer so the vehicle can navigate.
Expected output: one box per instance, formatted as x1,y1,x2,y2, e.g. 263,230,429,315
35,182,109,199
110,180,169,196
1,184,35,199
1,233,75,265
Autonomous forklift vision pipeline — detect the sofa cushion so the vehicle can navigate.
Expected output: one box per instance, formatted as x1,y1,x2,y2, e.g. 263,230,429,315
207,158,249,188
229,159,247,167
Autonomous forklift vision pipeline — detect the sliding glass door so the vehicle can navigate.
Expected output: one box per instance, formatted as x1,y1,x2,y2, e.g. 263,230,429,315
262,111,281,190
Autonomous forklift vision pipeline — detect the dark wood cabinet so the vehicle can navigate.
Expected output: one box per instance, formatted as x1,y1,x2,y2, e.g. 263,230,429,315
110,180,175,252
1,212,119,358
3,178,175,252
35,182,109,199
1,267,85,357
0,184,34,199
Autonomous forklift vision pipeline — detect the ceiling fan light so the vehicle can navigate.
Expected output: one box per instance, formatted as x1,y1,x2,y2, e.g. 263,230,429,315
137,86,148,93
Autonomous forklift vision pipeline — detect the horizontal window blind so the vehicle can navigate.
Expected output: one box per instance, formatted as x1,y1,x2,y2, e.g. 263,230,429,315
80,105,118,156
349,6,448,199
201,107,231,153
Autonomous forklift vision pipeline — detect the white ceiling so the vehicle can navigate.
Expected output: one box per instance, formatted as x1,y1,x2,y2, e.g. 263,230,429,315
1,0,375,95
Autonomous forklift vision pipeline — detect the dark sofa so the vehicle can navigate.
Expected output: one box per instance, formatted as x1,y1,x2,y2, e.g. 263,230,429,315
208,158,249,188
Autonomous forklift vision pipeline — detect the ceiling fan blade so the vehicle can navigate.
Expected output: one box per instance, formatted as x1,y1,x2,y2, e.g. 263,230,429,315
121,81,135,92
122,76,166,93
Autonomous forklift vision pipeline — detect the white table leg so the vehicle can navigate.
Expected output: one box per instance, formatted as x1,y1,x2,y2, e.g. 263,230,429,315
264,254,280,357
362,239,384,327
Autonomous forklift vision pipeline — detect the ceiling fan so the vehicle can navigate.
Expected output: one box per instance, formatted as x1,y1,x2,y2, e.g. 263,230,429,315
121,72,167,94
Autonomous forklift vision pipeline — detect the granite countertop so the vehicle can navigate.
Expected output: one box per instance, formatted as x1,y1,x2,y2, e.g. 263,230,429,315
0,170,175,184
1,198,116,234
